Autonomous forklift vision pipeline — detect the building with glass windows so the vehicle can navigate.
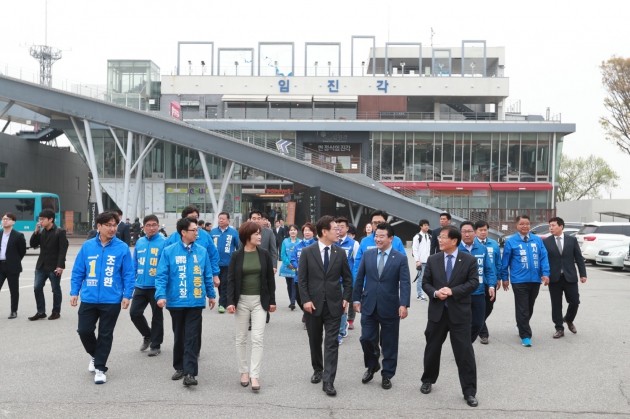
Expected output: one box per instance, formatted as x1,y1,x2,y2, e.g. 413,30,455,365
17,39,572,238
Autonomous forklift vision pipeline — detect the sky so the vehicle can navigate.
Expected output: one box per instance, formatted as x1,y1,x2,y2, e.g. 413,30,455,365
2,0,629,198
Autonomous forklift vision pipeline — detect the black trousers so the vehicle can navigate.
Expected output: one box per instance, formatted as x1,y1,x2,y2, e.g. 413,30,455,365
169,307,203,376
360,310,400,379
306,303,341,384
218,266,229,308
549,276,580,330
0,264,20,313
77,302,122,372
470,294,486,343
130,287,164,349
512,282,540,339
478,284,496,339
421,307,477,397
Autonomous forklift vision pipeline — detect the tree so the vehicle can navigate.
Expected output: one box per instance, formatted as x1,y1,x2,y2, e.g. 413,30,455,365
556,155,619,202
600,56,630,155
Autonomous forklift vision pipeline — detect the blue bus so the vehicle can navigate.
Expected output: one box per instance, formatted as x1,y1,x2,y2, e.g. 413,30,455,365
0,191,61,245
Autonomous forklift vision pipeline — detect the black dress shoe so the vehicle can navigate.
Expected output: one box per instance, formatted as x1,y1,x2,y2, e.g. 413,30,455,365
361,365,381,384
564,318,577,334
420,382,432,394
381,377,392,390
8,312,17,319
28,312,47,321
171,370,185,380
465,395,478,407
322,382,337,396
48,312,60,320
311,370,323,384
553,329,564,339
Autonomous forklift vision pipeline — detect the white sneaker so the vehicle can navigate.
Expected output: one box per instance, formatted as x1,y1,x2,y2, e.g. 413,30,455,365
88,357,95,373
94,369,106,384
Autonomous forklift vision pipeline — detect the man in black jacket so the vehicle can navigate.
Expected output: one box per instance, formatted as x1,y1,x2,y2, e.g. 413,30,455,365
115,209,131,245
0,212,27,319
29,209,69,320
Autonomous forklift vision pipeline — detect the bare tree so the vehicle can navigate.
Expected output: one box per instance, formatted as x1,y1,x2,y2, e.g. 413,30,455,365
600,56,630,155
557,155,619,202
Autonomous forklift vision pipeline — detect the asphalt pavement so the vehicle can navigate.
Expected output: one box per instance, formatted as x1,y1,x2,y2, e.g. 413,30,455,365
1,238,629,418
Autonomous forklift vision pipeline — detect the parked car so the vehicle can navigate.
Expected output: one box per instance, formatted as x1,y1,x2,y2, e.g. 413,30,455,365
499,222,583,246
624,243,630,271
595,244,629,271
575,222,630,265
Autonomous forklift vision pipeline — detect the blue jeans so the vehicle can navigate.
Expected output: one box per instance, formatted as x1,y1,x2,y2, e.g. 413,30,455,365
416,265,426,298
34,269,62,314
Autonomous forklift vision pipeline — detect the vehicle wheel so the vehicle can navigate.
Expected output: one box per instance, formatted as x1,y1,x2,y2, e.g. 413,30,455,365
590,260,597,266
612,267,623,271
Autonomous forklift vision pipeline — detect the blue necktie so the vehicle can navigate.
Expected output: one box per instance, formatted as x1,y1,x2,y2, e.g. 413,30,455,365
446,255,454,282
323,246,329,272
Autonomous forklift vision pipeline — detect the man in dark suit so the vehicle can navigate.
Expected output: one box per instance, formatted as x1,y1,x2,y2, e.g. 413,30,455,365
420,225,480,407
274,219,287,260
298,215,353,397
0,212,27,319
543,217,587,338
353,223,410,390
115,209,131,246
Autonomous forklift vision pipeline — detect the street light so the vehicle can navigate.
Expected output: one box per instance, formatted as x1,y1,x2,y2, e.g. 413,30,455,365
201,60,206,75
234,61,239,76
327,61,331,76
314,61,318,76
400,61,406,76
188,60,192,75
470,61,476,76
361,61,365,76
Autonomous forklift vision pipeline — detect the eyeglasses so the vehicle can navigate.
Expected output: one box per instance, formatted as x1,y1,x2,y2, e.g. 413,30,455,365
144,223,159,228
185,229,198,233
102,223,117,228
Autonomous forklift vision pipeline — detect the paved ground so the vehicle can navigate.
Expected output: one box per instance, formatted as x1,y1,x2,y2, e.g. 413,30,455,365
1,238,629,418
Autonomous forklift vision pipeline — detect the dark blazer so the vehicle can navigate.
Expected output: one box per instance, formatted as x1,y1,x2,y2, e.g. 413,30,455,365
117,222,131,245
429,227,443,255
274,226,287,252
226,247,276,311
1,229,27,274
543,234,587,283
29,224,69,271
422,251,479,324
353,248,411,318
298,242,353,318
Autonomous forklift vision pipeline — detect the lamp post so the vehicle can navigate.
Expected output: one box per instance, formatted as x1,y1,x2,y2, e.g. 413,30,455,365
201,60,206,75
400,61,406,77
314,61,318,76
234,61,239,76
361,61,365,76
187,60,192,75
327,61,332,76
470,61,476,76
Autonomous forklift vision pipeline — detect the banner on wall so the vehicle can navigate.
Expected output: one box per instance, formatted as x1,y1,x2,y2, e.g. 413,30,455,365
170,101,182,120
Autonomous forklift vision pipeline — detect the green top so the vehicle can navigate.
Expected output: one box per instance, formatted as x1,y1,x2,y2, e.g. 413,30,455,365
241,250,261,295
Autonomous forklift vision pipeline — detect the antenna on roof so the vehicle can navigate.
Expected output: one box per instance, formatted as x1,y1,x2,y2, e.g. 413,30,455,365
29,0,62,87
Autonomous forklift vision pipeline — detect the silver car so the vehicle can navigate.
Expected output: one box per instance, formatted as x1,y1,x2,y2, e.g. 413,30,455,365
595,245,629,271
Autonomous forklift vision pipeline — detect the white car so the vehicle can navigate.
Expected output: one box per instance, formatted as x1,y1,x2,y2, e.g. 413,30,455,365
576,222,630,265
595,245,629,271
624,244,630,271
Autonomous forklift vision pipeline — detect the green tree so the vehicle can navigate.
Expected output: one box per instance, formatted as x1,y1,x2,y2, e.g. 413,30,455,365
600,56,630,155
557,155,619,201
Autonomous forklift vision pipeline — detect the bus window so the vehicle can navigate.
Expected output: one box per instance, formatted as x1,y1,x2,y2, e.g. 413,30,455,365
41,196,59,212
0,198,35,220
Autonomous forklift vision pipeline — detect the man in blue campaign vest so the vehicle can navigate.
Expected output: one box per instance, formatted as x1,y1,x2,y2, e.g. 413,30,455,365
130,214,166,357
209,211,240,313
335,217,359,342
458,221,497,343
474,220,502,345
70,211,135,385
501,214,550,348
155,217,217,387
165,206,220,287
